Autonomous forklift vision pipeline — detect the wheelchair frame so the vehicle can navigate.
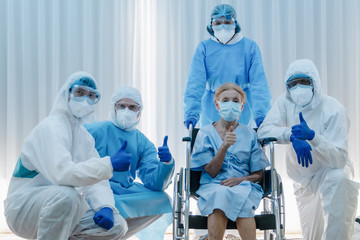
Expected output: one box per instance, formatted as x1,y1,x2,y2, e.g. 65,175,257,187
173,126,286,240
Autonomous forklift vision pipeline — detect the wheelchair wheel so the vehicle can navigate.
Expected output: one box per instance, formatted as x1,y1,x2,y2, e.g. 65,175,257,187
263,173,286,240
278,175,286,239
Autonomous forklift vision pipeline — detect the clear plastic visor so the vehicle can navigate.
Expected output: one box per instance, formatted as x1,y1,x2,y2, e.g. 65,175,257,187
115,99,140,112
69,85,101,104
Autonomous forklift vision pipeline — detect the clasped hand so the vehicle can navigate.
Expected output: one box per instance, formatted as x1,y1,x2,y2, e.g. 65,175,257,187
93,207,114,230
221,177,244,187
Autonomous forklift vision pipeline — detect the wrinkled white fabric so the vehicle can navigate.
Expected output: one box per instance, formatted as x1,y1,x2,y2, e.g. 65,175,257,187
4,71,127,239
258,59,359,240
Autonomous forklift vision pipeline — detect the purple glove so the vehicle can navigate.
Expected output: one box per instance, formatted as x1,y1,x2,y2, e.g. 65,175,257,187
158,136,172,162
110,141,132,171
93,207,114,230
291,112,315,140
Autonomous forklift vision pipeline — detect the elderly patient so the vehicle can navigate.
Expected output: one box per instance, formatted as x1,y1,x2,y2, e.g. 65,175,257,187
84,86,175,239
190,82,270,240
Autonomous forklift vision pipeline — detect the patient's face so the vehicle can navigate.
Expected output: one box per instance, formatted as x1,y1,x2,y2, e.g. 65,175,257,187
218,89,242,103
215,89,244,111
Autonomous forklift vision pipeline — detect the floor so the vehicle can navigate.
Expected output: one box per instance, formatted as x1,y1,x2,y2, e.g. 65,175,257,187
0,232,302,240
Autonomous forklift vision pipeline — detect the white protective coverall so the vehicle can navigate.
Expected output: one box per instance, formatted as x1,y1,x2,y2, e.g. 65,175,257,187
257,59,359,240
4,72,128,240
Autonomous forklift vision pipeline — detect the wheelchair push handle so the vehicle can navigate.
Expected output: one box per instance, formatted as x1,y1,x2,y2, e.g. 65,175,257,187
182,123,194,142
259,137,277,147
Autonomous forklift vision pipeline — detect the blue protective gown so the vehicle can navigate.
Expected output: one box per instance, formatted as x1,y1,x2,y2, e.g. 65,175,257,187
184,37,271,127
84,121,174,219
191,124,270,221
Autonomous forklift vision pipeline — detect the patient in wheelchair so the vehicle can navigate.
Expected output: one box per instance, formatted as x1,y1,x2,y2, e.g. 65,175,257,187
190,82,270,240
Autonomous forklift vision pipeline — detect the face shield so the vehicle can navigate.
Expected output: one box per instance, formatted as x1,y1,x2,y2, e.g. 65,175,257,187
69,85,101,105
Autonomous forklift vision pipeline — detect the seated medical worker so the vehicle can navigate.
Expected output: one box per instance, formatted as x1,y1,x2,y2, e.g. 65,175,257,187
84,86,175,239
190,82,270,240
258,59,359,240
4,72,129,240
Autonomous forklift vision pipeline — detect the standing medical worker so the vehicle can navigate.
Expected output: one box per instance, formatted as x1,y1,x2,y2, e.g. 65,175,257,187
257,59,359,240
4,72,129,240
84,86,175,239
183,4,271,129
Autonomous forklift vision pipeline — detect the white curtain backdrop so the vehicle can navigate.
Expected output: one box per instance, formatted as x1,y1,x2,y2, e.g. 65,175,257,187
1,0,360,235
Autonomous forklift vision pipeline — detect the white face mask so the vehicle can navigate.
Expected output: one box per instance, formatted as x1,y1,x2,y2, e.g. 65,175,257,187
69,98,94,119
289,85,314,106
116,109,139,131
218,101,242,122
213,25,235,44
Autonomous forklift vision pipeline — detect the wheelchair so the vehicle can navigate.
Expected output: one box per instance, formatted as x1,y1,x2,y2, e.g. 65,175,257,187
173,126,285,240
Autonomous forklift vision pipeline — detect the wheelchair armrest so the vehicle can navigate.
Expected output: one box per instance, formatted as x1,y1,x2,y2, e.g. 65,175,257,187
259,137,277,147
261,169,272,197
190,170,202,195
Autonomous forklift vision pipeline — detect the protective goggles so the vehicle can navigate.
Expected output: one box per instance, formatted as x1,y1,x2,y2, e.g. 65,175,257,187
69,85,101,105
115,101,141,112
287,78,313,89
212,17,235,25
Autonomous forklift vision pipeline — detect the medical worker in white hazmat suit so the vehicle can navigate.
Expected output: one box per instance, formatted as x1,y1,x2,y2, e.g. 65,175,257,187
4,72,130,240
258,59,359,240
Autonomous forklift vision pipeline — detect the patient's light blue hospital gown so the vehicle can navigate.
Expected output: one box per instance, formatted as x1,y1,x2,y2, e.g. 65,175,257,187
84,121,174,238
191,124,270,221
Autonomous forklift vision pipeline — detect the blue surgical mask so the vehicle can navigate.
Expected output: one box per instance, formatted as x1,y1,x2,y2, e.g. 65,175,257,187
218,101,242,122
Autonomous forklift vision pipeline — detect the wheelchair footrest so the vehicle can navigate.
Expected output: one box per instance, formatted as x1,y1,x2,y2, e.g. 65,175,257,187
188,214,282,230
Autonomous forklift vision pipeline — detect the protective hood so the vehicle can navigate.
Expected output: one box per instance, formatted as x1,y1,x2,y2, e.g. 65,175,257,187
285,59,324,110
50,71,97,123
109,86,143,128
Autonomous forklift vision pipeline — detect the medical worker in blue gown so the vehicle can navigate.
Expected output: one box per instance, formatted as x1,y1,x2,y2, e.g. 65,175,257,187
84,86,175,239
4,72,128,240
191,83,270,240
184,4,271,129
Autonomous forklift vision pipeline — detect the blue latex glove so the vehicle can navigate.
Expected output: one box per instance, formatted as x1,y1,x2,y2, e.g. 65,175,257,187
158,136,172,162
255,116,265,128
291,112,315,140
291,135,313,168
93,207,114,230
184,117,197,129
110,141,132,171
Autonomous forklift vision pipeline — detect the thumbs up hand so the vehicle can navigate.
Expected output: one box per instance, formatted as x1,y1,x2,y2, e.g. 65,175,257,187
291,112,315,140
158,136,172,163
110,141,132,171
223,126,237,148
